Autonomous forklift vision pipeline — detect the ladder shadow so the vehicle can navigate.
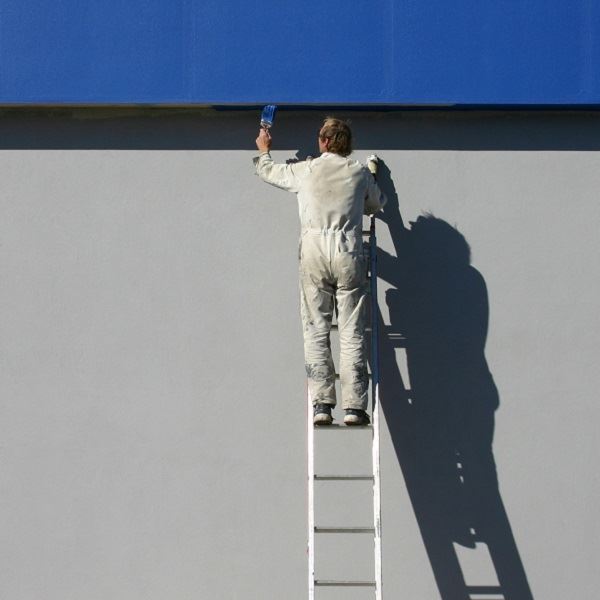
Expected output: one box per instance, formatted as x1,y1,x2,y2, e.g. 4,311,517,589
374,161,534,600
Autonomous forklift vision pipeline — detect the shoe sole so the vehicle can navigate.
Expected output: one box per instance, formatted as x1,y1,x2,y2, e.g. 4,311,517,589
313,413,333,426
344,414,370,426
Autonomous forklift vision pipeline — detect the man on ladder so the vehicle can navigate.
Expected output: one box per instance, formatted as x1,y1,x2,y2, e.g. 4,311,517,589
255,118,386,426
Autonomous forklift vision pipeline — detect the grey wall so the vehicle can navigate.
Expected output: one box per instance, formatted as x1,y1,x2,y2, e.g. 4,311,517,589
1,109,599,600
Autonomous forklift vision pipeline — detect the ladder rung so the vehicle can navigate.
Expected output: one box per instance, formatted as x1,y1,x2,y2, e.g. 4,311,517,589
315,527,375,533
361,230,372,235
314,474,374,481
315,423,372,429
315,580,376,587
381,326,407,338
334,373,372,380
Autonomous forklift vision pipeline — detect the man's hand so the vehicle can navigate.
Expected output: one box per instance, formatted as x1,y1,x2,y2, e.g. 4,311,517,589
256,128,272,153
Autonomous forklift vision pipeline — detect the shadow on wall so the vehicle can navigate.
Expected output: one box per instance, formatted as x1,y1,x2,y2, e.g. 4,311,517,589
375,162,534,600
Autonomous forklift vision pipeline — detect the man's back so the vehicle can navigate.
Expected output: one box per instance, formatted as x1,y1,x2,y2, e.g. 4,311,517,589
255,151,385,235
298,152,370,235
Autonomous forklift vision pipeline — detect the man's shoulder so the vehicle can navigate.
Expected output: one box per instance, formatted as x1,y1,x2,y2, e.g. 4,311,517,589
315,153,364,168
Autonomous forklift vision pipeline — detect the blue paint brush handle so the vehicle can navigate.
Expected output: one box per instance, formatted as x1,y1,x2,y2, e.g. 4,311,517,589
260,104,277,129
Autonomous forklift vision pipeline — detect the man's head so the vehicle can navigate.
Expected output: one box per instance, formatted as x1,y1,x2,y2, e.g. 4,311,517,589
318,117,353,157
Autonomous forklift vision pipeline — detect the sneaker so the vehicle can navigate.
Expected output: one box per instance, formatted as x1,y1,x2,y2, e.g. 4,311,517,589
343,409,370,426
313,404,333,426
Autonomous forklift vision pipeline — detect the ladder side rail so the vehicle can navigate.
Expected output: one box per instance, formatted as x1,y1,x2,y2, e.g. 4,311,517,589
307,388,315,600
369,215,383,600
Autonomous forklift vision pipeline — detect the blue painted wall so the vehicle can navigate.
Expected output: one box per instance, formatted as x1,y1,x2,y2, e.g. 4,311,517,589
1,0,599,105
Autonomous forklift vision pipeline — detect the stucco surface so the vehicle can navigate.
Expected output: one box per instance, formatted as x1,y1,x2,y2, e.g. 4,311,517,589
1,110,599,599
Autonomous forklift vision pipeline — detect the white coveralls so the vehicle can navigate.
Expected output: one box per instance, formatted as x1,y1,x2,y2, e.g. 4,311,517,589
255,151,386,410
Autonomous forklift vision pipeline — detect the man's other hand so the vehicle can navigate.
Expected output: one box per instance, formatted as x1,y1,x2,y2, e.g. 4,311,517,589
256,128,272,153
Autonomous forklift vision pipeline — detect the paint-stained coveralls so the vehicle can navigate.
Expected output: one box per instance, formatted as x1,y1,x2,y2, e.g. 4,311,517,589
255,150,386,410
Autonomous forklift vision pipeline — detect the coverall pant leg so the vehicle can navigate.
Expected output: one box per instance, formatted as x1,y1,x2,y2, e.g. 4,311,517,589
334,250,369,410
300,236,369,410
300,255,337,407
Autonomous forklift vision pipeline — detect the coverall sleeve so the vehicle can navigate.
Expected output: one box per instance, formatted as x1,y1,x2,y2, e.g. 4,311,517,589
254,152,308,193
364,171,387,215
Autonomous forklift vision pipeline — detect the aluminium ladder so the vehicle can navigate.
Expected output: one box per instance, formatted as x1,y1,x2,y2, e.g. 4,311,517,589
307,213,382,600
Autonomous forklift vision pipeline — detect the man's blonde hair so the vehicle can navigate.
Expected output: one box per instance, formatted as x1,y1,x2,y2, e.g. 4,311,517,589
319,117,353,157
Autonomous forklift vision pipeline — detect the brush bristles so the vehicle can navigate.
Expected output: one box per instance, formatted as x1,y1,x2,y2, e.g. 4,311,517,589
260,104,277,127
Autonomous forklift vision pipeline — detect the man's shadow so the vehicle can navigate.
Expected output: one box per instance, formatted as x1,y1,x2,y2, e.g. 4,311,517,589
374,162,534,599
